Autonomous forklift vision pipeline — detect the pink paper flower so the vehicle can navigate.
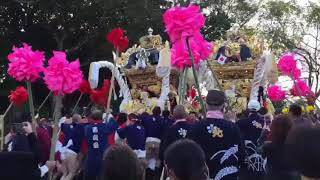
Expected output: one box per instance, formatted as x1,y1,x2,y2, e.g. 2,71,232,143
267,85,286,102
277,54,298,77
43,51,83,96
7,43,45,82
163,4,205,42
291,80,315,97
292,68,301,80
171,33,212,69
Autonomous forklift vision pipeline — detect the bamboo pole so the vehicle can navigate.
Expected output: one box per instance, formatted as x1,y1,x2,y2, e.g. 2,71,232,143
186,38,206,116
37,92,52,112
72,93,83,114
206,60,223,90
106,50,119,113
2,103,13,119
49,95,63,180
26,81,36,132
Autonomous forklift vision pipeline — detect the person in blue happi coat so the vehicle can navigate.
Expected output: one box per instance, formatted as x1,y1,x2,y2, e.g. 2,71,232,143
141,106,164,180
83,110,119,180
116,113,146,159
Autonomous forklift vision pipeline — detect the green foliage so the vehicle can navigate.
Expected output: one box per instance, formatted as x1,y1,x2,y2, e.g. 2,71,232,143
0,0,260,111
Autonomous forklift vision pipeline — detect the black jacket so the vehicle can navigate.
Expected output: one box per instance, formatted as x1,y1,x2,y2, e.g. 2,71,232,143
0,133,43,180
188,118,245,180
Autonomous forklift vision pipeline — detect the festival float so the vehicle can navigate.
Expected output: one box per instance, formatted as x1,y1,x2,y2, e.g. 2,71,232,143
88,26,276,116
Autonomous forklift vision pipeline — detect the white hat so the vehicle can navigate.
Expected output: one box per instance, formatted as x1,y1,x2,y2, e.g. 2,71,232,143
248,100,261,112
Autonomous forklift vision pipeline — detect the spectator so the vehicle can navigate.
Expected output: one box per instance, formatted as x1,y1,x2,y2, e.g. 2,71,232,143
187,111,198,124
101,144,144,180
286,126,320,180
37,118,52,165
289,104,313,127
164,139,209,180
0,121,56,180
262,115,299,180
188,90,244,179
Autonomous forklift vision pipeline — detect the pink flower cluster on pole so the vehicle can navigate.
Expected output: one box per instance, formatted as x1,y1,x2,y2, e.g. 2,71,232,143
276,53,315,98
267,85,286,102
163,4,213,69
43,51,83,96
277,54,301,80
163,4,205,43
7,43,45,82
291,80,314,97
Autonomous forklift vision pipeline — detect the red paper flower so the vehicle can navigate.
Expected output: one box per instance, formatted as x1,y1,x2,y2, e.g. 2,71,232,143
291,80,315,97
267,85,286,102
106,28,129,52
9,86,29,106
90,80,111,107
79,80,92,94
188,86,197,99
43,51,83,96
7,43,45,82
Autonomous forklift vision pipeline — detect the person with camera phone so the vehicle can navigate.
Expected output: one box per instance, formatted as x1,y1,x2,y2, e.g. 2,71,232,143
1,118,56,180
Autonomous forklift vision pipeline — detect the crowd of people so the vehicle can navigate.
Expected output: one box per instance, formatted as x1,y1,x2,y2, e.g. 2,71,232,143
1,89,320,180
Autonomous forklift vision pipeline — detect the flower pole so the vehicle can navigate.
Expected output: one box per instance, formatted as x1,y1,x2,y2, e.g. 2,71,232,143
186,37,206,115
43,51,83,180
106,50,118,114
178,68,188,104
7,43,45,131
26,81,36,130
2,86,29,119
163,4,212,116
106,28,129,114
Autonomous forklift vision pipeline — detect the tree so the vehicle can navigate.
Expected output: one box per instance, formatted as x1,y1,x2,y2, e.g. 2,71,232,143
200,0,260,40
258,0,320,96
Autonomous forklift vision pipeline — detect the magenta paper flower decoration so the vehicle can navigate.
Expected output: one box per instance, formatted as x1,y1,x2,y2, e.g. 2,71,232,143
7,43,45,82
277,54,301,78
163,4,205,42
292,68,301,80
171,33,213,69
267,85,286,102
43,51,83,96
291,80,314,97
